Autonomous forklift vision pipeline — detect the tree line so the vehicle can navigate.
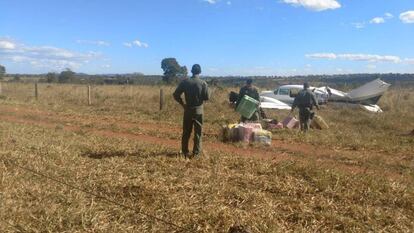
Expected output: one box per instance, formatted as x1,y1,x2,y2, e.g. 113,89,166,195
1,60,414,88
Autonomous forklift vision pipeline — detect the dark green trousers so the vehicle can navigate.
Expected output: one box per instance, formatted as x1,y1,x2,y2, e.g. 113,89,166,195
182,109,203,156
299,107,312,132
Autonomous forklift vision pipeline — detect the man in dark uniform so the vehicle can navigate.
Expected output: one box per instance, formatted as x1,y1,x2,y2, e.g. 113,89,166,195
290,82,320,132
237,79,260,122
173,64,210,158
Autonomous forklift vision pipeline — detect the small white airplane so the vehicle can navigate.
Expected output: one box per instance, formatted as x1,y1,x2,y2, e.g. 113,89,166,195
260,79,391,113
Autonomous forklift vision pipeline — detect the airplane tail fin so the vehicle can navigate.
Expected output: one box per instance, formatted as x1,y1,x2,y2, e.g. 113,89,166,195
347,79,391,105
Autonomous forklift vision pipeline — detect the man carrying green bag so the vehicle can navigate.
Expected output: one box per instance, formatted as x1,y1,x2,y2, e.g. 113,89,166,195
236,79,260,122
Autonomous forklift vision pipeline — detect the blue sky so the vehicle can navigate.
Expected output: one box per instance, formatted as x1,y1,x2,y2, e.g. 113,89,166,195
0,0,413,76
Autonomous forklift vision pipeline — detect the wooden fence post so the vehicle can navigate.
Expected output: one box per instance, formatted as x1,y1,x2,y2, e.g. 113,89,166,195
34,83,38,100
160,88,164,110
87,85,91,105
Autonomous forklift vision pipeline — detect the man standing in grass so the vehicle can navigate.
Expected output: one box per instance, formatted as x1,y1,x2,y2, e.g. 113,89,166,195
173,64,210,158
291,82,320,132
237,79,260,122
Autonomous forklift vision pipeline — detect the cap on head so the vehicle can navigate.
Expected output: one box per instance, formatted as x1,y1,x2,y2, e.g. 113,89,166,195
191,64,202,75
303,82,310,89
246,79,253,85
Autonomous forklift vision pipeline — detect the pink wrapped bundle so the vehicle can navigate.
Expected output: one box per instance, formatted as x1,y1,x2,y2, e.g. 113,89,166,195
282,117,299,129
268,122,284,129
237,123,261,143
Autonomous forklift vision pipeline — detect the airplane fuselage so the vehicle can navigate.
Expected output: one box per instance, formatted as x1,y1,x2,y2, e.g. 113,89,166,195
259,79,391,113
261,85,329,105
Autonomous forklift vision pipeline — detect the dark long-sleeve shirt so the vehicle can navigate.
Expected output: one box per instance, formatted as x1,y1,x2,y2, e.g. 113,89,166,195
173,76,209,114
292,89,319,110
237,85,260,106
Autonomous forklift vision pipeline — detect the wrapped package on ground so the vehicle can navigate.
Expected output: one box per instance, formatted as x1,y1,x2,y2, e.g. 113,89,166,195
268,122,284,130
262,119,278,129
282,116,299,129
222,124,239,142
276,122,284,129
238,123,261,143
253,129,272,145
243,123,262,130
229,125,240,141
311,115,329,130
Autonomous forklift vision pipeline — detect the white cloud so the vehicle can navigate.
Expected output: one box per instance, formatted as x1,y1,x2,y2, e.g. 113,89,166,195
405,58,414,64
132,40,149,48
204,0,217,4
338,54,401,63
306,53,337,59
306,53,403,63
0,40,16,49
400,11,414,24
76,40,110,46
0,38,101,70
385,13,394,19
282,0,341,11
123,39,149,48
370,17,385,24
355,13,394,29
203,0,232,6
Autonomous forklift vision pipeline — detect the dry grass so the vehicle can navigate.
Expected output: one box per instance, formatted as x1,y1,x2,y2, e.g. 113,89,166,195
0,82,413,232
1,122,413,232
1,82,412,153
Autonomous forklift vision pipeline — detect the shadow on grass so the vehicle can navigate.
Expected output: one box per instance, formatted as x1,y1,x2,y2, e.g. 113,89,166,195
81,149,180,159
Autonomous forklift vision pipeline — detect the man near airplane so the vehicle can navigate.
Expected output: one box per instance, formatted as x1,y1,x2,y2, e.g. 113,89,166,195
237,79,261,122
290,82,320,132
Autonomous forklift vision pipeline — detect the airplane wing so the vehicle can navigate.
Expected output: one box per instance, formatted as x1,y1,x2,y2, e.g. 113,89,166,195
360,104,383,113
348,79,391,101
260,96,292,110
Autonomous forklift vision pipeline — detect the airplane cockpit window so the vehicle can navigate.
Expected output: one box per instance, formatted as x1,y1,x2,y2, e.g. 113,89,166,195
278,88,290,95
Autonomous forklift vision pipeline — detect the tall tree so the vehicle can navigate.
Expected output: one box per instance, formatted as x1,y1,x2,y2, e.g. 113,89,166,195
0,65,5,79
46,72,58,83
180,66,188,79
58,68,75,83
161,58,187,83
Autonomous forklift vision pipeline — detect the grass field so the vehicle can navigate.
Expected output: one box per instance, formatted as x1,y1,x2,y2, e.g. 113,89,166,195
0,82,413,232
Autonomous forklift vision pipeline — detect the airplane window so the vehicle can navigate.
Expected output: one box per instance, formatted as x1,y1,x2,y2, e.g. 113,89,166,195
279,89,290,95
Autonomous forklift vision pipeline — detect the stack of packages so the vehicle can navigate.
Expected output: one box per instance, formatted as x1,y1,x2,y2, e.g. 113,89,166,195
223,95,272,145
222,123,272,145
